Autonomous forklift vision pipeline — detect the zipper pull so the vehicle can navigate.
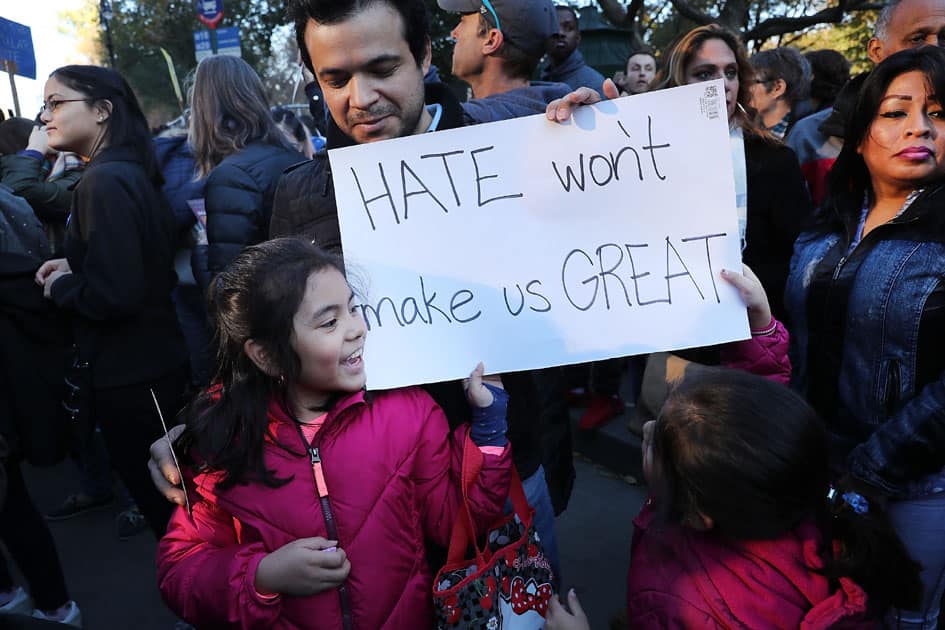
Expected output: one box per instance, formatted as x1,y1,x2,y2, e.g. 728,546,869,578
832,255,847,281
310,447,321,465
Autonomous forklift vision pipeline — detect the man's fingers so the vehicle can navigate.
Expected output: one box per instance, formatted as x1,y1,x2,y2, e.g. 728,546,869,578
602,78,620,100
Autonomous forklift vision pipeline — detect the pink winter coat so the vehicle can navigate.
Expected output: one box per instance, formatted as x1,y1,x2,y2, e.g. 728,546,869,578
718,318,791,385
627,502,875,629
627,322,875,628
157,387,512,629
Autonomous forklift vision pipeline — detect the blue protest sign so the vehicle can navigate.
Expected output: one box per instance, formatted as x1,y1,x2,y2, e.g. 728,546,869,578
196,0,224,29
215,26,241,57
0,17,36,79
193,30,213,62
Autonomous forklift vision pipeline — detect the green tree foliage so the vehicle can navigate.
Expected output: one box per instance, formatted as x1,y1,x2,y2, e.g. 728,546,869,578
67,0,289,126
781,9,877,74
588,0,882,52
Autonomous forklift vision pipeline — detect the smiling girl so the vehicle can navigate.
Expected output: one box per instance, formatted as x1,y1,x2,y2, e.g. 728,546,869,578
157,238,512,629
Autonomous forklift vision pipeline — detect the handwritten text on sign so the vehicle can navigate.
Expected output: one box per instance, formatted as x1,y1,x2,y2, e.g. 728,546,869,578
330,80,748,389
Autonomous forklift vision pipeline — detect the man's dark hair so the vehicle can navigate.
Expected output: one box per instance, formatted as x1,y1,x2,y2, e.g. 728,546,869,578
287,0,430,75
555,4,578,25
750,47,812,109
476,14,541,81
804,49,851,109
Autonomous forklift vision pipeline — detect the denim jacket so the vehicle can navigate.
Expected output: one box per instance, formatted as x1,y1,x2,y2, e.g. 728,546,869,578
785,183,945,498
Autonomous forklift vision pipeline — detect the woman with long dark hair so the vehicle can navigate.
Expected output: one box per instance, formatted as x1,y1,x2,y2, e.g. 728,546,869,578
188,56,303,291
35,65,188,538
785,46,945,628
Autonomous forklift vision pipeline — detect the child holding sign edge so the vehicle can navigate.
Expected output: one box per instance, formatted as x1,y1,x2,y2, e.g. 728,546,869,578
156,238,512,629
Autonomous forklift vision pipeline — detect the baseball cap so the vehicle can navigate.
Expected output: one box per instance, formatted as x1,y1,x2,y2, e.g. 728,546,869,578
438,0,558,58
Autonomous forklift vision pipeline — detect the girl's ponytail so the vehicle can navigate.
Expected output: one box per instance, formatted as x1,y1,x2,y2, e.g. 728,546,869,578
820,482,922,616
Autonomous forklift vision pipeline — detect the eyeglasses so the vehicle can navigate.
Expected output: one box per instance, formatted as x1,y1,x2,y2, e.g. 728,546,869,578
39,98,90,115
480,0,502,31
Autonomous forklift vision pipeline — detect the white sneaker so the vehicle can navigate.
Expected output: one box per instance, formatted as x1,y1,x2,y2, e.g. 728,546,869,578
0,587,33,616
32,600,82,627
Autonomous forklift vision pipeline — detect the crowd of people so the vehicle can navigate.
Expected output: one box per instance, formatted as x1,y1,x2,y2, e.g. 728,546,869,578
1,0,944,628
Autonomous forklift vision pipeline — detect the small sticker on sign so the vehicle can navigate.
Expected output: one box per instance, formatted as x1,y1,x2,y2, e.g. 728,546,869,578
700,84,720,120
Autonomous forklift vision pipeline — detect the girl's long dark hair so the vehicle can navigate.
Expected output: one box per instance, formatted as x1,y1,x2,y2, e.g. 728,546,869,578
50,65,162,186
177,238,345,490
655,370,921,615
817,46,945,231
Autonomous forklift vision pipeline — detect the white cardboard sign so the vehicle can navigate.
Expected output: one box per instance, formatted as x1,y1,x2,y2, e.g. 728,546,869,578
329,80,749,390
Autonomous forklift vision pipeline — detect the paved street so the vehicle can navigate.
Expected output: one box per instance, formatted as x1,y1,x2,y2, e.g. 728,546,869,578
11,408,646,629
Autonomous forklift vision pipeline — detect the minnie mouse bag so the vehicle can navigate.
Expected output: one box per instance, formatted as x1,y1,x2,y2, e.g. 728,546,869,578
433,434,554,629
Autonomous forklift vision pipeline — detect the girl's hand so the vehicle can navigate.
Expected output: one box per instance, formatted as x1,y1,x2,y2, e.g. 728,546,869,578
546,589,591,630
27,125,50,155
35,258,71,286
148,424,188,506
463,362,504,409
42,269,72,298
255,537,351,597
720,265,772,331
465,362,509,448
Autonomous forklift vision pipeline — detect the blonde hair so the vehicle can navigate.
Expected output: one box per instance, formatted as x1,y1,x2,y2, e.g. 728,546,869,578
188,56,294,177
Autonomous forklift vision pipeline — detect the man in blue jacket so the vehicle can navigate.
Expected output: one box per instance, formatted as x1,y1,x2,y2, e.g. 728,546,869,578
440,0,572,114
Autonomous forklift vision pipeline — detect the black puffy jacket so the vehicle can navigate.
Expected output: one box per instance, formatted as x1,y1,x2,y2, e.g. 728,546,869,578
192,141,303,290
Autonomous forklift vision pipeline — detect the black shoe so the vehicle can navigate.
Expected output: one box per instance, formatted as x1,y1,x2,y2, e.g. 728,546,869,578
116,508,149,540
46,493,114,521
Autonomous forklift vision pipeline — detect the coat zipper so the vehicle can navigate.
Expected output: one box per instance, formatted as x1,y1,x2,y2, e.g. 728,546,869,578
295,420,355,630
832,212,920,281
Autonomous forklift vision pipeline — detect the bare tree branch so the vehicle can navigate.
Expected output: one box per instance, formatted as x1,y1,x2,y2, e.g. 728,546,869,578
595,0,632,27
593,0,646,48
745,0,883,41
669,0,714,25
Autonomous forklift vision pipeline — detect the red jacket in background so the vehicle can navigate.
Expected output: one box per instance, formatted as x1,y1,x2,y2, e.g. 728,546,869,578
627,323,875,628
627,502,874,629
157,387,512,629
